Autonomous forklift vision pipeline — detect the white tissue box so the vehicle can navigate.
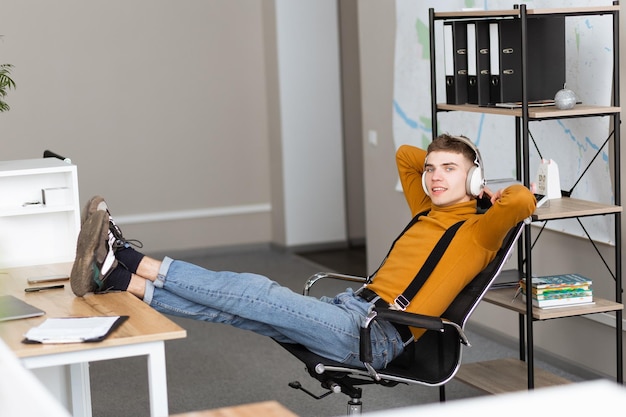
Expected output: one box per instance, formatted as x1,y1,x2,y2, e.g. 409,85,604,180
42,187,71,206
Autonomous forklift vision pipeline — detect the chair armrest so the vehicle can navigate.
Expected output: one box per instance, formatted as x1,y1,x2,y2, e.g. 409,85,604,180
374,308,469,346
303,272,368,295
359,308,470,376
373,308,444,332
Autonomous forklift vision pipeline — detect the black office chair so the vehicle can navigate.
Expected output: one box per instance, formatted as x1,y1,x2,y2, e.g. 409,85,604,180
277,220,526,415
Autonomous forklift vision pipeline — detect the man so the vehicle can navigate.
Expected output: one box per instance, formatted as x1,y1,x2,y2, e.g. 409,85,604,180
70,134,536,369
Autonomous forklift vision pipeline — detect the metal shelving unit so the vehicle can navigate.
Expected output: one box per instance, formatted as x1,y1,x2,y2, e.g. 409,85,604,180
428,3,623,392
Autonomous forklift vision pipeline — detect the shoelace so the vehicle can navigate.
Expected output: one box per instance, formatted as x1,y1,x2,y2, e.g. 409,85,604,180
109,220,144,250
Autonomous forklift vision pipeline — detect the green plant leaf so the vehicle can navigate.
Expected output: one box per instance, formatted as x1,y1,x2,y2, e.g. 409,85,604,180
0,63,16,112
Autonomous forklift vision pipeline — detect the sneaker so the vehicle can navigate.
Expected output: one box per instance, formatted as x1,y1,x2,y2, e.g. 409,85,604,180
81,195,108,225
108,211,143,251
82,195,143,251
70,210,118,296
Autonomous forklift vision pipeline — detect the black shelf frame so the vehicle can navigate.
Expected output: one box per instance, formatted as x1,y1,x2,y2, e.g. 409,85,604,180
428,3,623,389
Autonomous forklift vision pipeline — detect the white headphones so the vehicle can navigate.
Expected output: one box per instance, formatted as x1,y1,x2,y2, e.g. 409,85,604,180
422,135,485,198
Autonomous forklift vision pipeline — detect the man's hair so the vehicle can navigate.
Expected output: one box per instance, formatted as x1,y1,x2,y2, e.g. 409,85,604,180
426,133,476,164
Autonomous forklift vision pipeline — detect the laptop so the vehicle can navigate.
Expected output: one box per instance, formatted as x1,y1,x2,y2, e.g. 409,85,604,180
0,295,45,322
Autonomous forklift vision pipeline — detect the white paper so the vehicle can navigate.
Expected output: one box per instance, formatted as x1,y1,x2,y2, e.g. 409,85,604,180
24,316,122,344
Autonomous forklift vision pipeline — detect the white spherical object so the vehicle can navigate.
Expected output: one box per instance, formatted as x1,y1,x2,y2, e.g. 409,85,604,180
554,88,577,110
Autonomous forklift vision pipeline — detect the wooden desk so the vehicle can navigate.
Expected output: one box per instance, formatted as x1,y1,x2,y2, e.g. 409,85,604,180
170,401,299,417
0,262,187,417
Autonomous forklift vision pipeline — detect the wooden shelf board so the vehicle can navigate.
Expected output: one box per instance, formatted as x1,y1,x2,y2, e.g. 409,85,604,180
527,105,621,118
434,6,619,19
532,197,622,221
434,10,519,19
437,104,620,119
484,287,623,320
526,6,620,15
455,358,572,394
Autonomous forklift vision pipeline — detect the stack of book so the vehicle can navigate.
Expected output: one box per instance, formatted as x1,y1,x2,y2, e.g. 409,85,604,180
521,273,593,308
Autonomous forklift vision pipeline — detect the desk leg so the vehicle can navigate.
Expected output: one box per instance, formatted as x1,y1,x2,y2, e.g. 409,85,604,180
70,362,92,417
22,341,170,417
146,342,169,417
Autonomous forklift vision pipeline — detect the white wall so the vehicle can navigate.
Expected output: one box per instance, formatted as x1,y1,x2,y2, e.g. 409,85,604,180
268,0,347,247
0,0,348,253
1,1,273,253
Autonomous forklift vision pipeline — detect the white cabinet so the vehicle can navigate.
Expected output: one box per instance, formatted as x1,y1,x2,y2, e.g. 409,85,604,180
0,158,80,268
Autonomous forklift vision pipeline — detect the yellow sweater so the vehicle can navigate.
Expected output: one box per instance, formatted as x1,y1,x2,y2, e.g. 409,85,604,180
367,144,536,340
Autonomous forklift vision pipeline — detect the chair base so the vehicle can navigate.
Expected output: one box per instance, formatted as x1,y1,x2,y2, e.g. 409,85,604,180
288,380,364,415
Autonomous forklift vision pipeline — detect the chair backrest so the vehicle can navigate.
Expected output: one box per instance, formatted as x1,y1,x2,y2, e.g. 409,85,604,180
383,220,525,384
444,220,524,327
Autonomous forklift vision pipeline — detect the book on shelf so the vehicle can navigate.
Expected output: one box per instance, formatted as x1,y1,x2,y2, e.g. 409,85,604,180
466,20,491,106
488,16,566,104
491,99,582,109
521,273,592,289
493,99,555,108
444,20,469,104
534,289,593,300
522,293,594,308
523,282,592,295
520,273,593,308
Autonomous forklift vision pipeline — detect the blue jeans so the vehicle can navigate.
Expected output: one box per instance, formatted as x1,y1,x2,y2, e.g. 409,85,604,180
143,257,406,369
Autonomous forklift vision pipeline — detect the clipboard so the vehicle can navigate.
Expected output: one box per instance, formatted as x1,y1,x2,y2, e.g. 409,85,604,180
22,316,128,344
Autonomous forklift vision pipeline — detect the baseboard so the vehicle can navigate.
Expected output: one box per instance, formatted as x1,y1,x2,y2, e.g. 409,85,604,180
285,241,350,254
283,238,366,254
115,203,271,225
148,242,274,260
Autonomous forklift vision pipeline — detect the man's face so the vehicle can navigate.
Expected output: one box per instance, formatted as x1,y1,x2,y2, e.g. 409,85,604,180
423,150,473,207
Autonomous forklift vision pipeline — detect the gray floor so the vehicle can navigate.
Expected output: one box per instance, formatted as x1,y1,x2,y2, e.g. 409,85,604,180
88,245,590,417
